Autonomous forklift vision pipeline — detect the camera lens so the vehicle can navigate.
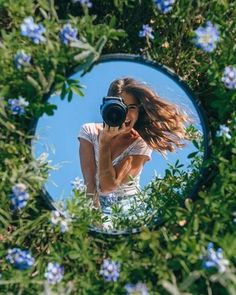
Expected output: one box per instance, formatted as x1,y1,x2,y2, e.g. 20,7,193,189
100,97,127,127
104,105,126,127
107,107,121,122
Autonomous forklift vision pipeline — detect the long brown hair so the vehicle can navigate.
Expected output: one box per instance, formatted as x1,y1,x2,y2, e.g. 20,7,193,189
107,77,190,154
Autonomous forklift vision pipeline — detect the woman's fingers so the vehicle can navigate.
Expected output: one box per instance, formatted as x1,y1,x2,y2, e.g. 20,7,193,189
103,123,128,136
104,124,119,132
120,123,126,131
103,124,110,131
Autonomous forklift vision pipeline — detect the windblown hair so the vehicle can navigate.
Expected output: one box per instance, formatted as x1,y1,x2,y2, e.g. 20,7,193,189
107,77,190,154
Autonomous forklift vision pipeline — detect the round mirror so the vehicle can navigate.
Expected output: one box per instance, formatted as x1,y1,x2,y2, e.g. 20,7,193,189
32,54,209,235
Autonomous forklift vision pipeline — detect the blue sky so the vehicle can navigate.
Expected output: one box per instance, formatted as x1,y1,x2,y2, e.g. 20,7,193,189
33,59,203,201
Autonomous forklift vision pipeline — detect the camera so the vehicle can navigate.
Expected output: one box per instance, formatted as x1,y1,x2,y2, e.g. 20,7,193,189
100,96,128,127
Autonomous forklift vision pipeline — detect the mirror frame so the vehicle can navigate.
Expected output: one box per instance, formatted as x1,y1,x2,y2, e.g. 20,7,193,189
31,53,211,236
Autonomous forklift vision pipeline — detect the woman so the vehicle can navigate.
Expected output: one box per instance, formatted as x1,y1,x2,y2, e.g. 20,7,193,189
78,77,189,217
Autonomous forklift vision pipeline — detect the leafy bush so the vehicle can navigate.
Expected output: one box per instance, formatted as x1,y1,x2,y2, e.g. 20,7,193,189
0,0,235,294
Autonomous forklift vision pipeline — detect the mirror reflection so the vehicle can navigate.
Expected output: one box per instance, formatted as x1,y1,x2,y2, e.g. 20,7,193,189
33,55,206,233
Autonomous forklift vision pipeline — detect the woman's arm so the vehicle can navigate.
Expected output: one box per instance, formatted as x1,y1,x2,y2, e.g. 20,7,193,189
79,138,97,194
99,144,149,193
98,124,149,193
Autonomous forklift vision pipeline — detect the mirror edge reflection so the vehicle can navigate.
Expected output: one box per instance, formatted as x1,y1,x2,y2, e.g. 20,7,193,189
31,53,211,236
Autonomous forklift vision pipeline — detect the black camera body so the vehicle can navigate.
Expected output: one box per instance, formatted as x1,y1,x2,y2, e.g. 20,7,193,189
100,96,128,127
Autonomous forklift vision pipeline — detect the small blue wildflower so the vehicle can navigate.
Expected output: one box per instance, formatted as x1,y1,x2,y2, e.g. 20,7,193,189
44,262,64,285
222,66,236,89
125,282,149,295
10,183,29,210
14,50,31,69
60,220,69,233
194,21,220,52
71,177,86,191
50,210,71,233
99,259,120,282
202,242,229,273
59,23,78,45
139,24,154,40
8,97,29,116
72,0,92,7
154,0,175,14
216,124,231,139
20,17,46,44
6,248,35,270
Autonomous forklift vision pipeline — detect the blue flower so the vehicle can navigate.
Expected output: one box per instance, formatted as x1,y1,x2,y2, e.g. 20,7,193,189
10,183,29,210
125,282,149,294
59,23,78,45
14,50,31,69
50,210,71,233
194,21,220,52
202,243,229,273
8,97,29,116
6,248,35,270
216,124,231,139
139,24,154,40
71,177,86,191
20,17,46,44
154,0,175,14
72,0,92,7
221,66,236,89
44,262,64,284
99,259,120,282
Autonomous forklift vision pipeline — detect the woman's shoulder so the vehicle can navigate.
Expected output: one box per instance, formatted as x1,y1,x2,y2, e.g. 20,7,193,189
81,122,101,130
94,123,103,133
80,122,103,135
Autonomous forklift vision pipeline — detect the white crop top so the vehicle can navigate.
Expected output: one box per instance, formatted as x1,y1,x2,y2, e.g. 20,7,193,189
78,123,153,197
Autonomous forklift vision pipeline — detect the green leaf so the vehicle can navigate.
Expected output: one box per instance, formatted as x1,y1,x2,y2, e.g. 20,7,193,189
68,251,81,259
0,207,10,220
67,79,80,85
44,103,57,116
232,148,236,154
70,40,94,50
179,271,201,290
109,16,117,27
187,152,199,159
38,7,48,19
27,75,42,93
193,216,199,232
36,66,48,91
60,83,68,100
74,50,94,62
95,35,107,54
71,85,84,97
184,198,193,212
68,90,73,102
75,52,99,74
165,169,171,177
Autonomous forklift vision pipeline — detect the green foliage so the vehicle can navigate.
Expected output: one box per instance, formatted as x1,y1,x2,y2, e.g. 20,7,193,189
0,0,235,294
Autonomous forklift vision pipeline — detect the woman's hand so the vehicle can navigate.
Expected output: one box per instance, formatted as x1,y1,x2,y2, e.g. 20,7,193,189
99,123,131,145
